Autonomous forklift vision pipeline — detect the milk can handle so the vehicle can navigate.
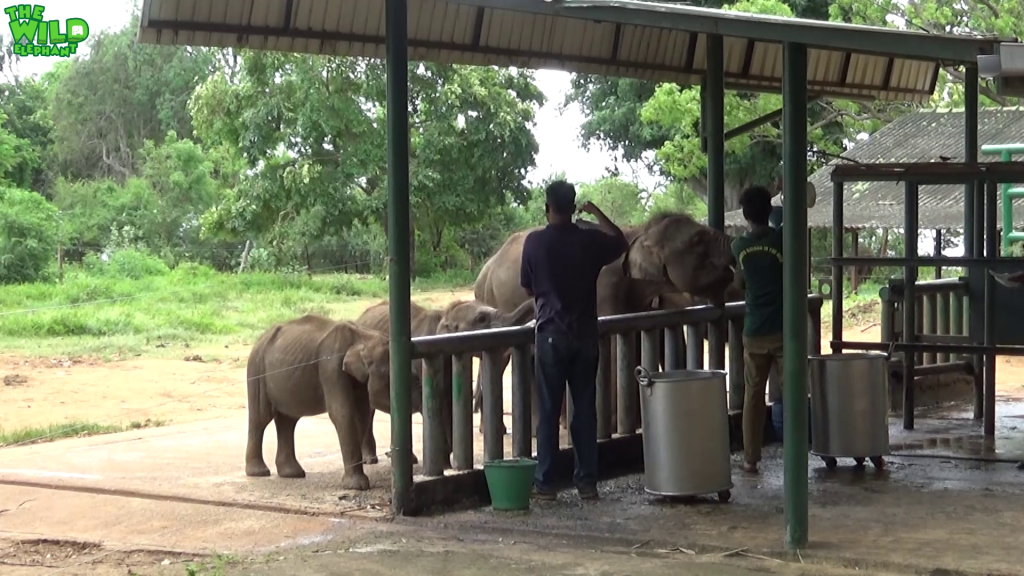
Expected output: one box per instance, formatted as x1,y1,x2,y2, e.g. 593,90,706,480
634,365,652,387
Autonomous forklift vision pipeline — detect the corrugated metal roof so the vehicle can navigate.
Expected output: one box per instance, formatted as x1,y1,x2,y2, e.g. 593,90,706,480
136,0,1007,103
722,107,1024,231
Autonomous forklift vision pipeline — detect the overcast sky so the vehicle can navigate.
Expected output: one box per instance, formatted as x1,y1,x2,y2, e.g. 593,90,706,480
10,0,662,193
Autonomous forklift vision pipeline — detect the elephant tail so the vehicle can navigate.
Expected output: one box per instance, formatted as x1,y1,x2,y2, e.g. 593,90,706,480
247,326,280,424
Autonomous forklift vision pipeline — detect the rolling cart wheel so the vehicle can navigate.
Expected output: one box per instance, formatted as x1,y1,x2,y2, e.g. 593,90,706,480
870,456,885,470
717,490,731,503
854,457,866,467
823,456,838,470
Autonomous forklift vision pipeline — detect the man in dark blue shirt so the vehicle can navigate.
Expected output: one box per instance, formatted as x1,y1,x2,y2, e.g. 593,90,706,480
520,180,628,500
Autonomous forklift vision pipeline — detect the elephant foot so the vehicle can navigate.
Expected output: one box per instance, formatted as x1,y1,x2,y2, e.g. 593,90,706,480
341,471,371,491
245,461,271,477
276,460,306,479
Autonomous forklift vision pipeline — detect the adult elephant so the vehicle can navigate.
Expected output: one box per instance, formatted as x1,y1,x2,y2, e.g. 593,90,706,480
355,298,536,459
474,211,742,431
245,315,421,491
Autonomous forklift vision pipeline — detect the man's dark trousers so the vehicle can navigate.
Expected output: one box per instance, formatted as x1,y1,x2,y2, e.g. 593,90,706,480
534,330,599,492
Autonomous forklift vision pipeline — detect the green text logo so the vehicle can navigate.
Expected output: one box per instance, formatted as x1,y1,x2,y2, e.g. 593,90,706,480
5,4,88,58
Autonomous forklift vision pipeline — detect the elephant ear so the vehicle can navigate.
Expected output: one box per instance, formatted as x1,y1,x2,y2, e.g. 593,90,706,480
342,336,372,384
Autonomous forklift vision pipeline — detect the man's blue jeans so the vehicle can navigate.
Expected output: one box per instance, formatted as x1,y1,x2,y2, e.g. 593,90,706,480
534,330,599,492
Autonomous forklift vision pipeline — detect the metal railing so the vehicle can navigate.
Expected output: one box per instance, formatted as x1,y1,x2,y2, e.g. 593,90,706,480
879,277,970,366
980,143,1024,251
407,295,825,478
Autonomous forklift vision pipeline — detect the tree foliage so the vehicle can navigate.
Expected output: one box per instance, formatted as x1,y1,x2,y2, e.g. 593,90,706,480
0,186,58,283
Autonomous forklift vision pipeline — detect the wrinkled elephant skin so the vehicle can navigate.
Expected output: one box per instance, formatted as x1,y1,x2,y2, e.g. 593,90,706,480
474,212,740,434
354,298,535,460
245,315,422,491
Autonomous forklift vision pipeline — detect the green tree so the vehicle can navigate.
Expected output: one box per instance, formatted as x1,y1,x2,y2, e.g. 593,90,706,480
565,0,911,211
191,53,543,274
0,186,58,283
47,13,216,182
576,176,648,226
0,78,51,193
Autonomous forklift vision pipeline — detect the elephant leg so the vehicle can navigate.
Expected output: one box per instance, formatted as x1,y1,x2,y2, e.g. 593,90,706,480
362,406,379,465
323,378,371,491
273,413,305,478
245,394,273,477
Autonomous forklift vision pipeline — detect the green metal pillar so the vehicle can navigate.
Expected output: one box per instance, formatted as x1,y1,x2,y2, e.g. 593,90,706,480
782,41,809,550
705,34,727,372
385,0,413,515
706,34,725,230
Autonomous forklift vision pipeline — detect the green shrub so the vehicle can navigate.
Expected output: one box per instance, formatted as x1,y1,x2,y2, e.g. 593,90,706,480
84,248,170,279
0,187,59,284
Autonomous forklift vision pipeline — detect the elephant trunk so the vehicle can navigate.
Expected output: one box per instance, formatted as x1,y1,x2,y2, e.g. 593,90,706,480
500,299,536,327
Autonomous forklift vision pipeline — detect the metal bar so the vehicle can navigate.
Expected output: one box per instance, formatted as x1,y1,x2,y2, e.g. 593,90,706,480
903,181,919,431
412,296,826,358
566,385,574,447
951,291,964,362
706,34,725,230
596,337,613,440
937,293,950,364
616,333,638,435
985,179,998,437
664,326,684,370
641,329,660,425
709,324,726,370
973,175,985,422
420,359,445,477
934,229,943,280
827,256,1024,267
482,350,504,461
723,95,823,141
782,41,809,551
441,354,453,460
452,354,473,470
923,294,937,365
686,324,705,369
915,361,974,378
829,162,1024,183
728,317,745,411
918,334,973,344
880,299,894,349
511,345,532,458
1001,151,1013,253
808,299,822,357
830,340,1024,356
831,181,844,353
915,297,924,366
385,0,413,515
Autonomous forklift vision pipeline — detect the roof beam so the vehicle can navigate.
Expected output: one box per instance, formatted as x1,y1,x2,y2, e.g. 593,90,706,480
444,0,1003,63
142,17,931,100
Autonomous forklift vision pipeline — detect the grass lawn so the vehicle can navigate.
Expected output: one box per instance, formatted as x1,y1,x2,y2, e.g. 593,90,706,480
0,262,476,359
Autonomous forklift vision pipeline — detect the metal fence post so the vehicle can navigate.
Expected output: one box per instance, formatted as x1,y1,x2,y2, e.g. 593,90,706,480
686,324,705,370
664,326,685,370
923,293,937,366
728,317,745,411
616,333,638,435
482,349,505,461
937,292,950,364
452,353,474,470
596,337,613,440
511,345,532,459
421,358,446,477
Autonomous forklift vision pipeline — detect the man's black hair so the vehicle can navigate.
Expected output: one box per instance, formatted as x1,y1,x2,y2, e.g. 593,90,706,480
545,180,576,217
739,185,773,226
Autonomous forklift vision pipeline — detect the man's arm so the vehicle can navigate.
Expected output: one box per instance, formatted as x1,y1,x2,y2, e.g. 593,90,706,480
520,235,535,298
578,201,628,266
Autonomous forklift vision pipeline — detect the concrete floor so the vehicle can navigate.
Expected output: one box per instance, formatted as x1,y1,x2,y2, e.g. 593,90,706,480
3,400,1024,574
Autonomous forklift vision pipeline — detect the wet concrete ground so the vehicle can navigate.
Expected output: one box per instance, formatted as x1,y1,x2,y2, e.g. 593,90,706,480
4,399,1024,574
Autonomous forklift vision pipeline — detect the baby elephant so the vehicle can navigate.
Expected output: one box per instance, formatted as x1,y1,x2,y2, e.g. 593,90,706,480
244,314,422,491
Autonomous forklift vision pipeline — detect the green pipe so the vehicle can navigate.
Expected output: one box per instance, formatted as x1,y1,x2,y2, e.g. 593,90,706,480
1002,150,1012,253
385,0,413,515
782,41,809,551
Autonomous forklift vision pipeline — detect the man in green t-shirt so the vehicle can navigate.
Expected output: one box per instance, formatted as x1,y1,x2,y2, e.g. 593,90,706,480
731,185,784,474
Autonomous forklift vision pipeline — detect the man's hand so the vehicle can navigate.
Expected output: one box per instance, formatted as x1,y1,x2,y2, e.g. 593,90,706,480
577,201,602,217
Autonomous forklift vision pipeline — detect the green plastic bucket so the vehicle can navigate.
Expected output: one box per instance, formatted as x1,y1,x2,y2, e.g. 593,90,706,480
483,458,537,511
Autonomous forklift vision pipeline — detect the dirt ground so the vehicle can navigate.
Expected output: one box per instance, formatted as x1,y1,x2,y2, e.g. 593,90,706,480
0,526,897,576
4,306,1024,434
0,289,476,431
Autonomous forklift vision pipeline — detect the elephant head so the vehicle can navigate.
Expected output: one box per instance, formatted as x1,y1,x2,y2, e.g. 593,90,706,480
436,299,535,335
622,212,737,306
342,324,423,415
